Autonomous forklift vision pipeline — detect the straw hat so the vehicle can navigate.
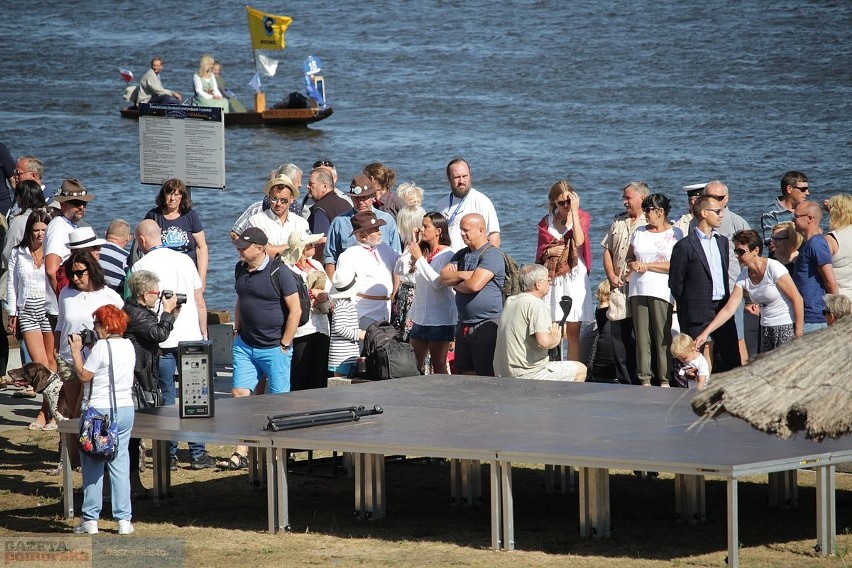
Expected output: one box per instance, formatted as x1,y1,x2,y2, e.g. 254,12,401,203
263,174,299,201
281,232,323,265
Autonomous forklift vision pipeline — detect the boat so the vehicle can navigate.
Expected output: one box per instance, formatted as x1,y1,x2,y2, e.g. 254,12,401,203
119,6,333,128
119,105,332,127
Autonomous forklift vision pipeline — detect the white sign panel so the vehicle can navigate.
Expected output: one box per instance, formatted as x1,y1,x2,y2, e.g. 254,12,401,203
138,104,226,189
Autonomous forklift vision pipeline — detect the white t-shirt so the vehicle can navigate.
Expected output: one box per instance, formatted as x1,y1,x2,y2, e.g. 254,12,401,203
409,248,457,327
628,226,683,304
736,258,794,327
435,188,500,251
56,287,124,364
288,258,331,338
83,337,136,409
130,247,202,348
43,215,77,315
247,210,310,246
677,353,711,389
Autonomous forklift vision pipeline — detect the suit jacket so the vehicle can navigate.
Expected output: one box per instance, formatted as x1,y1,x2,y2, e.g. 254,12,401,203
668,228,741,373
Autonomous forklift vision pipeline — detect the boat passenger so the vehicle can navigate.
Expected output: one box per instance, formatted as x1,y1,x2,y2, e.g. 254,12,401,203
191,55,228,112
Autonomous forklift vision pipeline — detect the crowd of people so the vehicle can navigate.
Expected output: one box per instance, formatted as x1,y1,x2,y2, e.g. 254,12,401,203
1,141,850,534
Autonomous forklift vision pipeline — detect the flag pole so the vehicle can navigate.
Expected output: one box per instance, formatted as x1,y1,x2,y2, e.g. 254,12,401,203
253,49,265,112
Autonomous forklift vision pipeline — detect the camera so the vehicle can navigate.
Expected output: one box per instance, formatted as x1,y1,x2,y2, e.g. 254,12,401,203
161,290,187,306
79,328,97,348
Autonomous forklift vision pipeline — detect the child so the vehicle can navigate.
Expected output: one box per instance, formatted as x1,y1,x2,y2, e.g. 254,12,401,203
328,268,364,377
670,333,710,390
588,279,618,382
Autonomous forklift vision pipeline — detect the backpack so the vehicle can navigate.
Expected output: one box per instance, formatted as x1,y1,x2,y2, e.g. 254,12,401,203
360,320,420,380
479,244,522,301
235,257,310,327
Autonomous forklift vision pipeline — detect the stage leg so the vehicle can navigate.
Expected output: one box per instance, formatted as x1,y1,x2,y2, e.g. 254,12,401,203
500,460,514,550
768,470,798,508
579,467,610,538
354,453,385,519
61,431,74,518
727,478,739,568
815,464,836,556
490,460,502,549
152,439,170,502
674,473,706,524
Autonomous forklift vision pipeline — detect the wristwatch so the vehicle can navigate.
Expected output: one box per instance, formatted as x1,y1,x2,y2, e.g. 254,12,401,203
280,342,292,351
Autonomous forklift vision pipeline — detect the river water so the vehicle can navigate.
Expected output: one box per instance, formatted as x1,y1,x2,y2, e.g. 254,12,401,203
1,0,850,310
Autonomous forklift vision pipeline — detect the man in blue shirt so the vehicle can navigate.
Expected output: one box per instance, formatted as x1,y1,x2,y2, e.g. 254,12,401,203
792,201,839,332
323,175,401,278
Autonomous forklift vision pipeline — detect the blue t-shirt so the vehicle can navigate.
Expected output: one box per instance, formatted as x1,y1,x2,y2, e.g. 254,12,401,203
451,244,505,324
235,257,299,348
792,234,833,323
145,208,203,264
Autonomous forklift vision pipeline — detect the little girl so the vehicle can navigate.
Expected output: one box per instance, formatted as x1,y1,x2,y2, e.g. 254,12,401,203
670,333,710,390
327,268,364,377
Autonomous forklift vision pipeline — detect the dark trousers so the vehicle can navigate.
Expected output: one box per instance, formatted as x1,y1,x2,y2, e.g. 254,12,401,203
610,317,639,385
291,333,330,391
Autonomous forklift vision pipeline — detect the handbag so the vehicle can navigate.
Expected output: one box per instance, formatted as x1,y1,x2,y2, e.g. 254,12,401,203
606,284,629,321
78,340,119,462
132,381,163,410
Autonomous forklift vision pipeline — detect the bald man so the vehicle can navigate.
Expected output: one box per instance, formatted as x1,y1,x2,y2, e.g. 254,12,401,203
792,201,839,332
131,219,214,469
440,213,505,375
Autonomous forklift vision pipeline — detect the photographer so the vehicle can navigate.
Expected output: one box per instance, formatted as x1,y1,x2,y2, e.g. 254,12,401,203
69,304,136,535
123,270,179,497
55,251,124,468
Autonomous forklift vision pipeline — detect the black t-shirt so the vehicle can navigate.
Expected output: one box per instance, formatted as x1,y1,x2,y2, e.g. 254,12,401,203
235,257,299,348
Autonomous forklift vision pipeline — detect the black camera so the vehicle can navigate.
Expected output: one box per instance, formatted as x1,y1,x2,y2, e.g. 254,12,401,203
161,290,187,306
79,328,97,347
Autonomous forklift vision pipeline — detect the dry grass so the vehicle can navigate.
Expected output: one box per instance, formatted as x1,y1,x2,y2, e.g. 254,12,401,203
3,427,852,567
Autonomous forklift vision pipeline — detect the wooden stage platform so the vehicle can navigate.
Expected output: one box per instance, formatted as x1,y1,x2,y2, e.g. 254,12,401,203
59,376,852,567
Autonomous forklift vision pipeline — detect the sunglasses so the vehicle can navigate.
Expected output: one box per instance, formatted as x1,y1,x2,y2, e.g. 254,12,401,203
703,208,723,215
643,206,662,213
555,199,571,207
706,194,726,201
68,200,88,208
313,160,334,169
770,235,789,241
734,248,750,256
71,269,88,278
268,196,289,204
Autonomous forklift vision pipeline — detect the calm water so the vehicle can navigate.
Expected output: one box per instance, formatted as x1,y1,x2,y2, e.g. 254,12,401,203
1,1,850,310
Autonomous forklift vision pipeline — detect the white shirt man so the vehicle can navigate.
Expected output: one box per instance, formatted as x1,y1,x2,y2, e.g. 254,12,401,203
246,174,309,256
335,211,398,325
434,158,500,251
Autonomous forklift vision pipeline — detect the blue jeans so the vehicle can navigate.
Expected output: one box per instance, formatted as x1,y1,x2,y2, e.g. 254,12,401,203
81,405,134,522
803,322,828,334
159,350,206,460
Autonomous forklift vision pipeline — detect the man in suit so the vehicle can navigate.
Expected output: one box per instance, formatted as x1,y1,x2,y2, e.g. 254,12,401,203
669,196,740,374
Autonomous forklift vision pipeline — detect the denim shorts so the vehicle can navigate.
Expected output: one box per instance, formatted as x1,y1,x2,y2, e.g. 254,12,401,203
409,323,456,342
232,335,292,393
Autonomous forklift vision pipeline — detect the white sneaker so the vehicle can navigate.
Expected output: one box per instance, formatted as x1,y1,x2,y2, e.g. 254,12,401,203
117,520,134,535
73,520,98,534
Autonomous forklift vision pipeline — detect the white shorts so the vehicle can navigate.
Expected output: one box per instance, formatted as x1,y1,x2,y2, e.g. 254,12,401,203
520,361,579,382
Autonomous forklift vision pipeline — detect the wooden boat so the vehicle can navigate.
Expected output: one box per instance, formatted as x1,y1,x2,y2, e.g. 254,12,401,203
120,105,332,127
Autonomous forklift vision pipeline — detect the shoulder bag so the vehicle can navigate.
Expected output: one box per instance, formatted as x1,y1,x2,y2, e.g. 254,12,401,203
78,340,120,462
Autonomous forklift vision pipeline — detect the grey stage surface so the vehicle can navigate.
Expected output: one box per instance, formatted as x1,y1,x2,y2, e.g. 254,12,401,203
60,375,852,567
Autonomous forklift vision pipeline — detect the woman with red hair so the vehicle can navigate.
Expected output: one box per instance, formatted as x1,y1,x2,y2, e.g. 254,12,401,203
69,304,136,535
536,180,593,362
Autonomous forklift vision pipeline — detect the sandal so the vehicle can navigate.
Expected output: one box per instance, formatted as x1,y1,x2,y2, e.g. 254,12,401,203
217,452,248,470
41,423,58,431
28,422,44,430
13,389,36,398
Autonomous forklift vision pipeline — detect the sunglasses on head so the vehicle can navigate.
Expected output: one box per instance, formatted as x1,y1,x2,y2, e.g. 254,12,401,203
313,160,334,169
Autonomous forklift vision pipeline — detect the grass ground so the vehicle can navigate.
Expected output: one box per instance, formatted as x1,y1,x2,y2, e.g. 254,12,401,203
2,427,852,567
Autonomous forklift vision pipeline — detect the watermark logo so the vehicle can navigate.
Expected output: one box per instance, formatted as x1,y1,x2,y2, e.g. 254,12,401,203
2,536,184,567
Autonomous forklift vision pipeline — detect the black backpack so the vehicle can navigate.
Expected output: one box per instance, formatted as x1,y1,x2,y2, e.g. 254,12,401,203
235,257,310,327
360,320,420,380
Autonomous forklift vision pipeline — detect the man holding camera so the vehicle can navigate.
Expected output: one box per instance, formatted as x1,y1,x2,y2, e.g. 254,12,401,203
130,220,214,470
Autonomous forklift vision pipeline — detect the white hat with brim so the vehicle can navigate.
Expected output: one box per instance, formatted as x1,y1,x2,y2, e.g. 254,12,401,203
683,183,706,196
329,266,360,299
263,174,299,201
282,232,324,265
66,226,108,250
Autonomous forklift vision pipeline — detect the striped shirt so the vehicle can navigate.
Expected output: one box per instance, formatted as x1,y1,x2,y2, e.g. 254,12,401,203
328,298,360,369
99,242,129,294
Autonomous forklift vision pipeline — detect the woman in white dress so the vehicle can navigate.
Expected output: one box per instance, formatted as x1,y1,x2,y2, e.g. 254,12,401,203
535,180,593,362
192,54,228,112
625,193,683,386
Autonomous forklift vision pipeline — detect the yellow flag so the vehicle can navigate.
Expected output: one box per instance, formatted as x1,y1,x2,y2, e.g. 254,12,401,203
246,5,293,50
